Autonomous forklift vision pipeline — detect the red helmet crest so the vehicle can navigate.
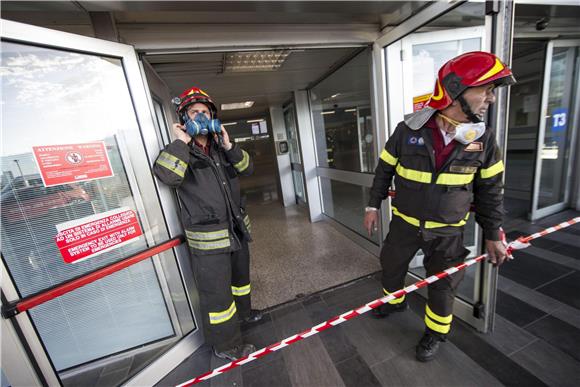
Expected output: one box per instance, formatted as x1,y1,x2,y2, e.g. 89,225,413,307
173,87,218,118
426,51,516,111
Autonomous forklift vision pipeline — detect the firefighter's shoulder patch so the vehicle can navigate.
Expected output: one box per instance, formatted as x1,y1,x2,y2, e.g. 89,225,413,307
465,142,483,152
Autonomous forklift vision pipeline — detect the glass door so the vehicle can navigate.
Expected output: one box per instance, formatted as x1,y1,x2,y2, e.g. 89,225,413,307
283,104,307,205
385,23,489,330
1,20,201,386
531,40,580,220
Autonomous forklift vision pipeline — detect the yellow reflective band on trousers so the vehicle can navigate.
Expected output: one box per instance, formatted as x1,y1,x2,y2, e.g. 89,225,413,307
435,173,474,185
380,149,398,166
186,229,230,250
209,301,237,325
232,284,251,297
383,288,405,304
396,164,432,184
480,160,504,179
424,304,452,334
156,151,187,177
234,150,250,172
392,207,469,229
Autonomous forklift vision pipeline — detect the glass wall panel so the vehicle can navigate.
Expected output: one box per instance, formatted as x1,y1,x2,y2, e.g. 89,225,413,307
320,178,380,245
310,48,375,173
1,41,187,383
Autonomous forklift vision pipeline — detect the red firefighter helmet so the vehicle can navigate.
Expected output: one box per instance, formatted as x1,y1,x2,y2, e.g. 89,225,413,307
173,87,218,121
426,51,516,111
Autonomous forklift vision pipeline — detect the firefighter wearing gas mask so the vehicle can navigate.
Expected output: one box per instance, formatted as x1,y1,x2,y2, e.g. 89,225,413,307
153,87,261,361
364,52,516,362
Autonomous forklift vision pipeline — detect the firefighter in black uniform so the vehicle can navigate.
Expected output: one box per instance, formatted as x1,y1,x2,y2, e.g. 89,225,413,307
153,87,261,361
364,52,516,362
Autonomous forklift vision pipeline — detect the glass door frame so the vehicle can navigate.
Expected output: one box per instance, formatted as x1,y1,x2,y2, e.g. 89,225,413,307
283,102,307,206
372,0,513,333
530,39,580,220
1,19,203,386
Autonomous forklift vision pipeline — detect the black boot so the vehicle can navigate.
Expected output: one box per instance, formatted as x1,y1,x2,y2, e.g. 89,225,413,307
214,343,256,361
371,300,408,319
415,330,446,362
240,309,263,324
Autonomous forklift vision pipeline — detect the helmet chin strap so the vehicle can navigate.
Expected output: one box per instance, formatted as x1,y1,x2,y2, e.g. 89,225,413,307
457,95,482,123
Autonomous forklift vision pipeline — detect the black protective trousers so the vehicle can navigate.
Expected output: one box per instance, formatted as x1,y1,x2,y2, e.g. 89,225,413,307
189,240,251,351
379,216,470,335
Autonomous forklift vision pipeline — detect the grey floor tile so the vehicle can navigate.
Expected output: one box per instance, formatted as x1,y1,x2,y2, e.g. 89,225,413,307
524,245,580,271
340,306,424,368
536,271,580,310
209,355,243,387
271,301,345,387
242,354,292,387
551,303,580,329
511,339,580,387
498,276,563,314
499,250,573,289
450,319,547,387
495,290,548,327
525,315,580,362
303,298,359,364
335,355,381,387
478,314,538,356
371,344,503,387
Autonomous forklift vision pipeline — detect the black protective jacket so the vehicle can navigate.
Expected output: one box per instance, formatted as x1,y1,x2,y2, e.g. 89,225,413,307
369,118,504,241
153,138,253,254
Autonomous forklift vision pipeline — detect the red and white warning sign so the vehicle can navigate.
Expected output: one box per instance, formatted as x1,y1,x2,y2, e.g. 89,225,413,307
32,142,114,187
54,207,143,264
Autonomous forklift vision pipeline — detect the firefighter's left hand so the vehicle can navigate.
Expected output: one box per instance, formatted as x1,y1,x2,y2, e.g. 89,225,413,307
485,239,508,267
216,125,233,151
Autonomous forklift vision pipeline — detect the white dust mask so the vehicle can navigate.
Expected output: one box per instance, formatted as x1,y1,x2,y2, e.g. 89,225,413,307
438,114,486,145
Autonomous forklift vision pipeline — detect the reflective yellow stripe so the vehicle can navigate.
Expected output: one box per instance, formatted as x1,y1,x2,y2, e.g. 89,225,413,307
155,158,186,178
392,206,420,227
396,164,432,184
424,315,451,334
232,284,251,296
425,212,470,229
426,305,453,324
383,289,405,304
243,214,251,233
476,58,504,83
156,151,187,177
209,301,237,325
185,229,229,241
436,173,474,185
188,238,231,250
234,150,250,172
380,149,398,166
480,160,504,179
393,207,469,229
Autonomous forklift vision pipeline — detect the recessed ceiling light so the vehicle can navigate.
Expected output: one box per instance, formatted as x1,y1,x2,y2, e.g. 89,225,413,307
247,119,265,123
225,50,291,72
222,122,237,126
321,111,335,115
221,101,254,110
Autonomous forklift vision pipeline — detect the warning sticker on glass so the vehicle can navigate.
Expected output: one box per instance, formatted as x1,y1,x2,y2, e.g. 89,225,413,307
32,142,114,187
54,207,143,264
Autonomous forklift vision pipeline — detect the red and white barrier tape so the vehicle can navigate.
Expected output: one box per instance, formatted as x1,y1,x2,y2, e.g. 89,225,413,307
177,217,580,386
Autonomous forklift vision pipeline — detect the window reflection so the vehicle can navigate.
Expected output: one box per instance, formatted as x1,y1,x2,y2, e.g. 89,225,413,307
310,48,376,173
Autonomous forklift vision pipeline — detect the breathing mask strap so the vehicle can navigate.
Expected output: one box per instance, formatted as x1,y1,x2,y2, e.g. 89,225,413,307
457,95,482,123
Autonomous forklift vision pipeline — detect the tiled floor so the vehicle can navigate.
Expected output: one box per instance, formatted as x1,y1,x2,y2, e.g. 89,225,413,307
245,201,380,310
159,209,579,387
